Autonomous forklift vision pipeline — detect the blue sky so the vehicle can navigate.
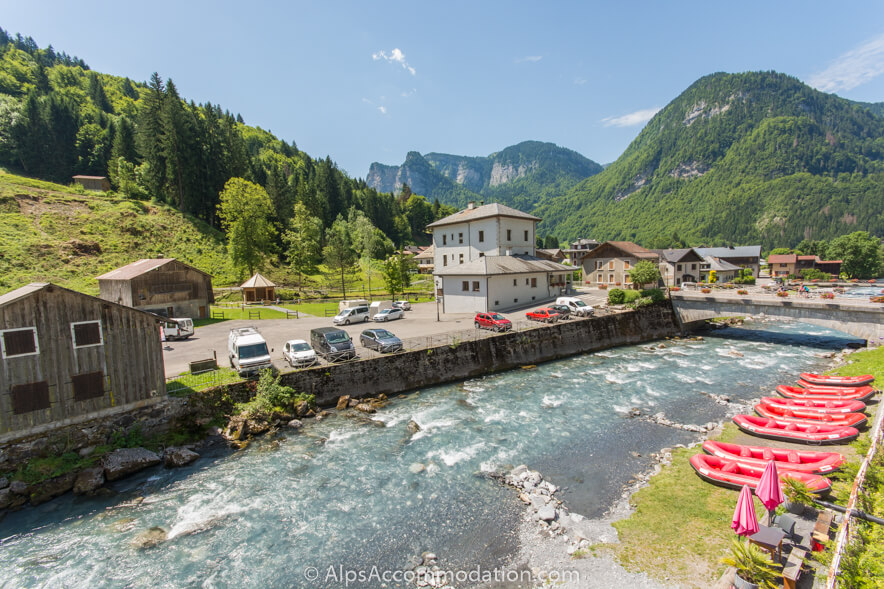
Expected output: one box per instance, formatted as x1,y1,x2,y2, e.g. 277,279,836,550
4,1,884,177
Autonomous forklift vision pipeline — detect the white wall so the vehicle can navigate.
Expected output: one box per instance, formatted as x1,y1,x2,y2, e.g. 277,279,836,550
433,216,537,270
440,276,488,313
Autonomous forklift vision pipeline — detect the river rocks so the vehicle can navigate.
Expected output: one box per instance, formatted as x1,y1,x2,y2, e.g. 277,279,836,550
537,505,557,522
225,418,248,441
287,419,303,429
0,477,8,490
643,411,717,433
245,418,271,436
336,395,350,410
0,488,11,509
131,526,167,549
9,480,28,495
30,472,77,506
294,401,311,417
78,446,96,458
102,448,161,481
163,447,200,468
73,467,105,495
409,462,426,474
407,419,422,434
355,403,376,414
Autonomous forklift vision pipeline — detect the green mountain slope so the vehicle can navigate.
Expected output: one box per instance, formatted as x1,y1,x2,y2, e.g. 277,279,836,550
0,172,236,294
367,141,602,209
536,72,884,249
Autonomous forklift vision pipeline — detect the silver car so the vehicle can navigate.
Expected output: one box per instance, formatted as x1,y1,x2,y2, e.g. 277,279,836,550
372,308,404,322
283,339,318,368
392,300,411,311
360,328,403,353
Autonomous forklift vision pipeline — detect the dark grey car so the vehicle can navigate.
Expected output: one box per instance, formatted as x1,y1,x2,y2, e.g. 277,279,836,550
360,328,403,353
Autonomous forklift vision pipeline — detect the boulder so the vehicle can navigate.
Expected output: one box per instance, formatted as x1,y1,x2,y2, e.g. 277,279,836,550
30,472,76,506
294,401,310,417
336,395,351,410
102,448,161,481
225,418,248,441
245,418,270,436
9,480,28,495
355,403,376,414
0,477,7,490
537,505,557,522
131,526,167,549
407,420,422,434
73,467,106,495
163,447,200,468
287,419,303,429
0,488,11,510
409,462,426,474
78,446,96,458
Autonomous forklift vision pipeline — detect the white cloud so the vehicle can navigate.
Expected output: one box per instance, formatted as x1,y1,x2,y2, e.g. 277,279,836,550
601,107,661,127
377,106,387,115
401,88,417,98
808,33,884,93
372,48,416,75
515,55,543,63
573,76,587,86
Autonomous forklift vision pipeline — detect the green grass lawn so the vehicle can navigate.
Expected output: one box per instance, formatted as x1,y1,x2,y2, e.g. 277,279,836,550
166,367,243,395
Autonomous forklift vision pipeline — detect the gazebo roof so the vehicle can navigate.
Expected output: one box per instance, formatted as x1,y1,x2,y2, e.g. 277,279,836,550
240,273,276,289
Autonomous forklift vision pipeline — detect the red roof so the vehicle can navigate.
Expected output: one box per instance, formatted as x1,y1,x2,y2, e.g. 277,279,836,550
767,254,797,264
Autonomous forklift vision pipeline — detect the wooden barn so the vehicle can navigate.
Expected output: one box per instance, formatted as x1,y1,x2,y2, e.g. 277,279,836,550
72,175,111,192
0,283,165,442
97,258,214,319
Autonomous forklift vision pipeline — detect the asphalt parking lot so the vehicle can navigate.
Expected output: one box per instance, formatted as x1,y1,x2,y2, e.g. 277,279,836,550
162,290,608,377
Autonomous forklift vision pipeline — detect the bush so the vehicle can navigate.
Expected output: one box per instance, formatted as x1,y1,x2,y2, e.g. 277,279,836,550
628,296,653,309
623,290,642,304
800,268,831,281
608,288,626,304
235,370,315,417
639,288,666,303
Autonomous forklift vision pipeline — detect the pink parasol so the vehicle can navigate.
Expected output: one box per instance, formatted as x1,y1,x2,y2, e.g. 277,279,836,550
731,484,760,536
756,460,785,523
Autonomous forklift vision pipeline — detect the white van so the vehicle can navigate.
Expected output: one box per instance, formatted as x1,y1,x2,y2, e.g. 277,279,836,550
228,327,273,375
555,297,594,317
162,318,194,340
333,305,370,325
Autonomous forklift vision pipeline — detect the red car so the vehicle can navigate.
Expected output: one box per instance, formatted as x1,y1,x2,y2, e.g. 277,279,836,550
526,307,559,323
474,312,512,332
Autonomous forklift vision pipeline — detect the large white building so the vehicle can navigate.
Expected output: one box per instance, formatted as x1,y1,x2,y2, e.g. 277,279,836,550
428,203,574,313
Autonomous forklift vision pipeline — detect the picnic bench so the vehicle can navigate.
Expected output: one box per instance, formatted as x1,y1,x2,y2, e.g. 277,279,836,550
782,547,806,589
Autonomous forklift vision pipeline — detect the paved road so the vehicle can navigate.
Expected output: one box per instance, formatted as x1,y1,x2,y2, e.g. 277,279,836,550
162,291,608,377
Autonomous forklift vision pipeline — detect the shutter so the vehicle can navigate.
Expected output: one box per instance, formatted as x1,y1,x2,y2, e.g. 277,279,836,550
72,371,105,401
11,381,50,414
73,322,101,346
3,329,37,356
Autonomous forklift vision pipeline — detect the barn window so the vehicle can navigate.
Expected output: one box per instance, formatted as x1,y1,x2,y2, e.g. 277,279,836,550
11,381,50,414
72,371,105,402
1,327,39,359
71,321,103,348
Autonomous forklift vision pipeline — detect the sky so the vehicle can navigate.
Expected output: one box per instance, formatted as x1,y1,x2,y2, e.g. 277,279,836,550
4,1,884,177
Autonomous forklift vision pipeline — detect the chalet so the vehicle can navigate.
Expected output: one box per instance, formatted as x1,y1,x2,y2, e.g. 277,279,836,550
241,273,276,303
414,245,435,274
653,248,705,286
536,248,567,263
564,238,600,266
581,241,660,288
72,175,111,192
0,283,165,442
97,258,214,319
428,203,573,313
767,254,843,279
693,246,762,277
699,256,742,283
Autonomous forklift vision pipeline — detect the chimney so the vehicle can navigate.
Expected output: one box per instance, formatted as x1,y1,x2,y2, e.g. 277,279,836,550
467,201,475,210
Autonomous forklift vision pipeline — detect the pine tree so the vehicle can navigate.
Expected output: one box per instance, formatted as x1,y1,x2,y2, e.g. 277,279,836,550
323,216,358,299
88,73,113,113
136,73,167,200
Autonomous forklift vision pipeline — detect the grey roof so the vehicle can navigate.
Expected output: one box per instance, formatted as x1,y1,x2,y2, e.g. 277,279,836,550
96,258,212,281
240,273,276,288
0,283,50,308
652,248,703,263
434,254,572,276
0,282,164,321
694,246,761,259
703,256,742,272
426,203,540,228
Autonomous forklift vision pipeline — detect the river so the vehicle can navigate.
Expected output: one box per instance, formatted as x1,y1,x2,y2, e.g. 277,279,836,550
0,321,861,588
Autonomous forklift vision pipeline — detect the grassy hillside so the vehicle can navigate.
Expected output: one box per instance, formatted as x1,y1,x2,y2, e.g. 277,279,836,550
0,172,237,294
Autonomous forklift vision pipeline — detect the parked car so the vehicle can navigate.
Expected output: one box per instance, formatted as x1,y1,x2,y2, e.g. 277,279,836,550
555,297,594,317
372,307,404,322
548,304,572,320
228,327,273,375
474,312,512,332
526,307,560,323
392,300,411,311
360,328,403,353
282,339,318,368
162,318,194,341
333,305,370,325
310,327,356,362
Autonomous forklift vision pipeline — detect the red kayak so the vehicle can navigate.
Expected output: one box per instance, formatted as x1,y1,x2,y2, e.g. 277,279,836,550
777,385,876,403
702,440,844,474
800,373,874,387
690,453,831,493
796,380,878,396
754,403,868,429
760,396,866,415
733,414,859,444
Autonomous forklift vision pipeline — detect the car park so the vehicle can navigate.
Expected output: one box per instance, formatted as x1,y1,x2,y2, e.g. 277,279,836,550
333,305,370,325
310,327,356,361
360,328,403,353
474,312,512,332
372,307,404,322
282,339,318,368
392,300,411,311
526,307,560,323
548,304,572,319
228,327,273,375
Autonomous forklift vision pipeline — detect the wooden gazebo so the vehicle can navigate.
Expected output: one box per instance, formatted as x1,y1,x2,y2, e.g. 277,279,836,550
241,273,276,303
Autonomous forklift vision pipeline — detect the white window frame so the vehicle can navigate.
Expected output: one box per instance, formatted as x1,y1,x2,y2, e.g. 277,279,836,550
0,327,40,359
71,320,104,349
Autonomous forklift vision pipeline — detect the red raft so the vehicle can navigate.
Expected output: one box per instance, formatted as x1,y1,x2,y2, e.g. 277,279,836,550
754,403,868,429
759,396,866,415
733,414,859,444
795,380,878,396
777,385,876,403
690,453,831,493
799,373,874,387
702,440,844,474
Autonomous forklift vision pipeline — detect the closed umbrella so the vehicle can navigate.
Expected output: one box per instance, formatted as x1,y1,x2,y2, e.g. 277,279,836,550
756,460,785,525
731,484,760,537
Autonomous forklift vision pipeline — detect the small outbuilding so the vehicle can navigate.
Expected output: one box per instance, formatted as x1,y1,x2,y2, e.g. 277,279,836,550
0,283,165,442
240,273,277,303
72,175,111,192
97,258,214,319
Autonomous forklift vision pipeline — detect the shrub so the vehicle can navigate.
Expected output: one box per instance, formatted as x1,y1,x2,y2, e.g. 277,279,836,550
623,289,642,304
607,288,626,304
628,296,653,309
639,288,665,303
800,268,831,282
235,370,315,417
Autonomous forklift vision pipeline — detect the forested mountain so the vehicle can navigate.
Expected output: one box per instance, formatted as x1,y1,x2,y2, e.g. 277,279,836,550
536,72,884,249
366,141,602,210
0,27,447,262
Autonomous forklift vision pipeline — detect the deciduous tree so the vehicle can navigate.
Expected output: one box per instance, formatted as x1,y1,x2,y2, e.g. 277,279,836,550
283,202,322,288
217,178,277,276
629,260,661,289
323,216,357,299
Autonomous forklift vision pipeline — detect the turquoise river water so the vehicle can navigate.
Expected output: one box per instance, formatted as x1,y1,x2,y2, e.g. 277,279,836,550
0,322,862,588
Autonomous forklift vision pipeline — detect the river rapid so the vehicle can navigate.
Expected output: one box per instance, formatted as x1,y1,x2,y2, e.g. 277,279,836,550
0,321,861,588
